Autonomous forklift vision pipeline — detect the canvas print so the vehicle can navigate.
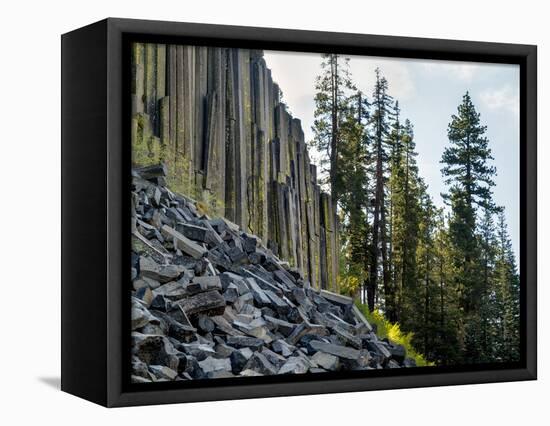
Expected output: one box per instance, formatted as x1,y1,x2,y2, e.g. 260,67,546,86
130,43,520,383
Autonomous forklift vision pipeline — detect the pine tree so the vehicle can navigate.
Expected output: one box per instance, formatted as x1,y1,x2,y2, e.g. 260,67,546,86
388,116,420,322
366,68,394,312
494,209,520,361
386,101,402,321
441,92,498,359
441,92,502,363
476,207,499,361
311,54,356,228
412,181,438,355
431,211,462,364
338,91,370,299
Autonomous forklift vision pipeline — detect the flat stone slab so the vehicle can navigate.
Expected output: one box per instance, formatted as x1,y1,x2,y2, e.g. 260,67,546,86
309,340,361,360
139,256,184,283
161,225,207,259
186,276,222,294
176,290,226,317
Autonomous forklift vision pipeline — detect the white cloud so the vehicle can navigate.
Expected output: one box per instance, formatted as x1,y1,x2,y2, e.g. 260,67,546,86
419,61,485,83
263,51,417,135
348,55,416,101
480,85,520,116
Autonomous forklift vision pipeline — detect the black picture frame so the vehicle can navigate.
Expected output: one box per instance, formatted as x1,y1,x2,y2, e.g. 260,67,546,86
61,17,537,407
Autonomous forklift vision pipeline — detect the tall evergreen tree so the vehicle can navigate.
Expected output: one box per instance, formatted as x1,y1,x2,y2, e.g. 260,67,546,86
442,92,497,213
431,211,462,364
476,207,499,361
338,91,370,299
412,181,438,355
388,117,420,322
494,209,520,361
366,68,394,312
311,54,356,228
441,91,498,361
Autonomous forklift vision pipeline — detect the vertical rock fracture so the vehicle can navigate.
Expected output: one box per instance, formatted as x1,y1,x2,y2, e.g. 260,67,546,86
131,43,338,292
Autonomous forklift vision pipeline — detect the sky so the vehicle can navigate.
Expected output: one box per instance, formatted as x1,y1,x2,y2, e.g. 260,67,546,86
263,50,520,260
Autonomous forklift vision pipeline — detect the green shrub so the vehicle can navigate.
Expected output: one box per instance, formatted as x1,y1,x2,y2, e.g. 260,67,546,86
356,303,434,367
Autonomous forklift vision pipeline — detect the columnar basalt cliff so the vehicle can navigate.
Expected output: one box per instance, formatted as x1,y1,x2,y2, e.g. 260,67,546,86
131,43,338,291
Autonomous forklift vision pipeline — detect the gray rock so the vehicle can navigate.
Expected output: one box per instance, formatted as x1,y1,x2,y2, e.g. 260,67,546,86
227,246,248,264
207,370,235,379
175,223,211,243
210,315,245,336
264,316,296,337
309,340,361,360
186,276,222,294
219,272,243,290
176,290,226,317
331,325,362,349
263,289,290,314
248,251,265,265
149,365,178,380
245,277,271,306
131,300,159,330
243,352,277,375
137,163,168,180
226,335,264,351
223,283,240,303
198,356,232,374
131,375,152,383
230,349,250,374
165,317,197,341
132,357,152,380
278,357,309,374
239,369,263,377
233,293,254,312
387,359,401,369
150,294,170,312
340,349,370,370
140,256,185,283
364,339,392,360
161,225,207,259
135,286,154,306
403,358,417,368
311,351,340,371
177,354,205,379
214,343,234,359
273,269,296,289
242,235,258,253
287,322,329,345
271,339,296,357
233,320,270,340
178,342,216,361
132,333,179,371
166,304,193,326
133,275,161,291
154,281,187,300
388,344,407,363
197,315,215,333
261,347,287,367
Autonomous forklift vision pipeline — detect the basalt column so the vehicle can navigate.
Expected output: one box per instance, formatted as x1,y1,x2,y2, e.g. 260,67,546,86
131,42,339,291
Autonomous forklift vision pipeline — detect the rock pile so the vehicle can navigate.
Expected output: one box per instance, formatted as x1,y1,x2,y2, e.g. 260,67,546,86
131,164,416,382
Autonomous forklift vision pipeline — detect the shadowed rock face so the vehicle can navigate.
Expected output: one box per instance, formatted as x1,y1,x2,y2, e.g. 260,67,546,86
130,165,416,383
